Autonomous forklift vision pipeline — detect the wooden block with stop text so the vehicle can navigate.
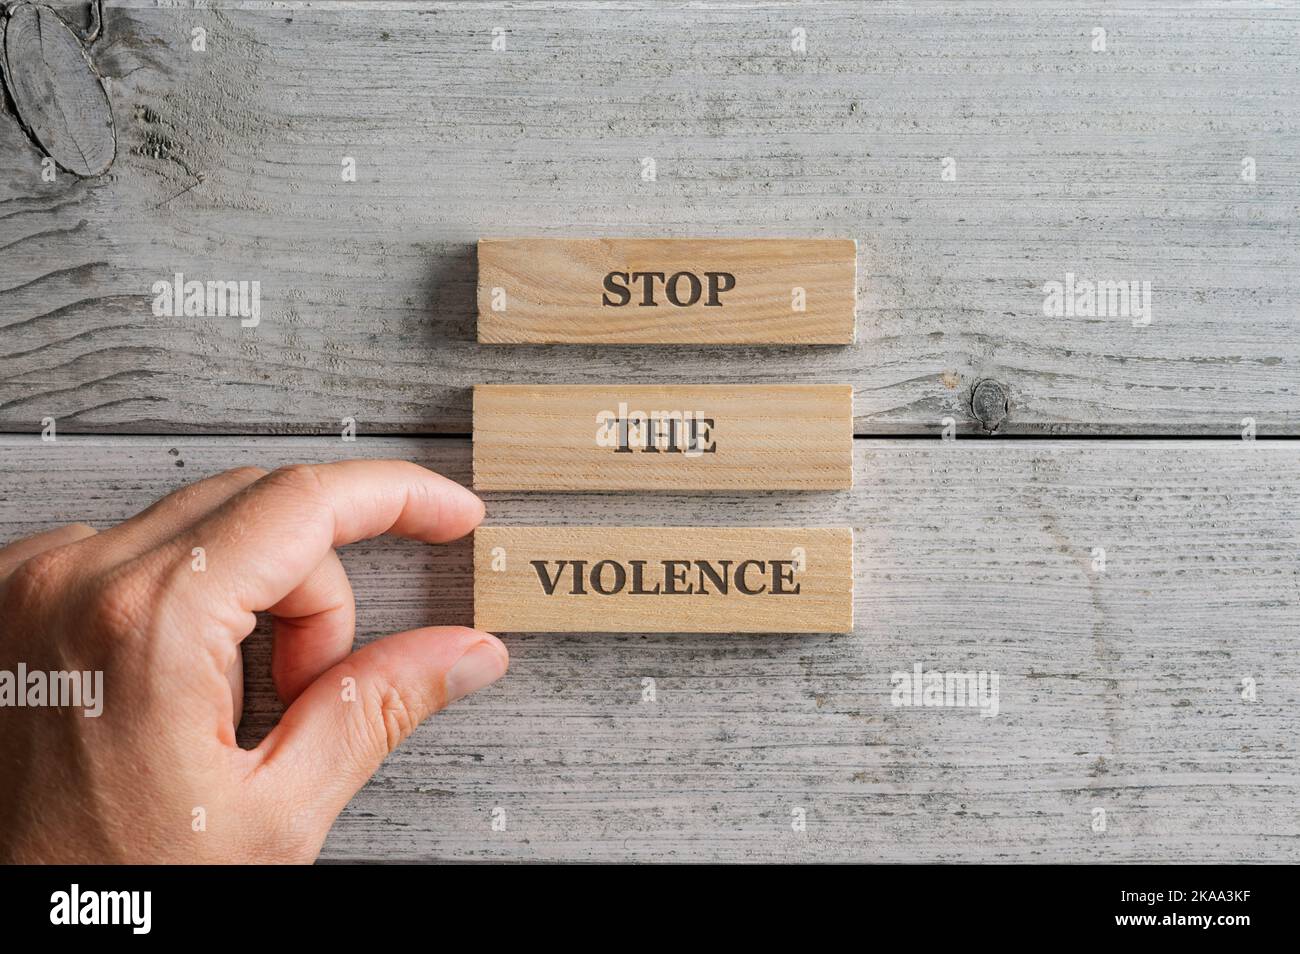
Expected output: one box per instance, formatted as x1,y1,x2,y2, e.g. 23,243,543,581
477,238,856,344
473,384,853,491
474,526,854,633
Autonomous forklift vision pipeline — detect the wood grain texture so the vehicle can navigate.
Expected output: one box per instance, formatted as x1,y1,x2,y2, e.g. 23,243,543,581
472,384,853,491
477,238,856,344
474,526,854,633
1,3,115,177
1,2,1298,434
1,436,1296,862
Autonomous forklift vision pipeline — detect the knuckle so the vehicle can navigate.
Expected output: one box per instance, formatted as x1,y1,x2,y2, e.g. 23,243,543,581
1,547,77,614
355,680,426,757
85,568,153,639
222,465,268,486
266,463,321,490
263,464,330,513
404,473,445,513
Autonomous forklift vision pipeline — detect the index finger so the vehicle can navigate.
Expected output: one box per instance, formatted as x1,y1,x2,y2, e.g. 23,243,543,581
141,461,483,639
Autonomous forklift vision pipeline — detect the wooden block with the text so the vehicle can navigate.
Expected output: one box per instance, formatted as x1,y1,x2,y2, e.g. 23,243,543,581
477,238,856,344
474,526,854,633
473,384,853,491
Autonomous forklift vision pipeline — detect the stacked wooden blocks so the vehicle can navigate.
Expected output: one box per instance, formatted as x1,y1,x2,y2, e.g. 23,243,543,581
472,238,856,633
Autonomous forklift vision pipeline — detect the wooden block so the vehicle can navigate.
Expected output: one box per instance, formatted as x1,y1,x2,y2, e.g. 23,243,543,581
474,526,853,633
477,238,856,344
473,384,853,491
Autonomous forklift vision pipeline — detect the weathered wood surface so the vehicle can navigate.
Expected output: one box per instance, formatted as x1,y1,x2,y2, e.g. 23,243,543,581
2,1,1299,435
1,2,116,177
1,436,1296,862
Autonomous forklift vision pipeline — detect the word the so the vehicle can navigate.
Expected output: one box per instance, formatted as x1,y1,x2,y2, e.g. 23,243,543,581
595,403,715,454
0,664,103,717
151,272,261,327
1042,271,1152,325
531,558,801,596
890,663,999,718
50,884,151,934
602,270,736,307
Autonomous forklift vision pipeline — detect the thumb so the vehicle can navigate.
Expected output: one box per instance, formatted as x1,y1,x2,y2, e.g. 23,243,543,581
255,626,508,823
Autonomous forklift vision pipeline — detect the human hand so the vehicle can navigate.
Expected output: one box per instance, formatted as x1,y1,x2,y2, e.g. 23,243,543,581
0,461,507,863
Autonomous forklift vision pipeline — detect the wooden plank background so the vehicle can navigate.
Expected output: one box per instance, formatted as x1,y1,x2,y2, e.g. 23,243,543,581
1,436,1296,862
1,1,1297,435
2,1,1298,863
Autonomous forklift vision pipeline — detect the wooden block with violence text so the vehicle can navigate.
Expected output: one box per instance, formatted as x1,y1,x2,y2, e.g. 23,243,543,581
477,238,856,344
473,384,853,491
474,526,854,633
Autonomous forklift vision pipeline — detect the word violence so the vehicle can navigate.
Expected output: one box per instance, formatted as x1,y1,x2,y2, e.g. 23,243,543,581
530,558,802,596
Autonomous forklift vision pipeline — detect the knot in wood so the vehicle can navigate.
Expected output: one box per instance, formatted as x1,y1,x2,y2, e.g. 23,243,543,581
970,379,1009,432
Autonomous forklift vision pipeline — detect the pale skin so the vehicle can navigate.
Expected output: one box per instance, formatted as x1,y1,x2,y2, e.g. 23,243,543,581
0,460,508,863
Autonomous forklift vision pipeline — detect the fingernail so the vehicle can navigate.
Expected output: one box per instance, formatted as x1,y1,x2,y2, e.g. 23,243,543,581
446,640,507,703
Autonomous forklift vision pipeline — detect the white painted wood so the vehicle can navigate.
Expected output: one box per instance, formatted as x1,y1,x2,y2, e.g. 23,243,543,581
2,436,1295,862
1,2,1297,434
